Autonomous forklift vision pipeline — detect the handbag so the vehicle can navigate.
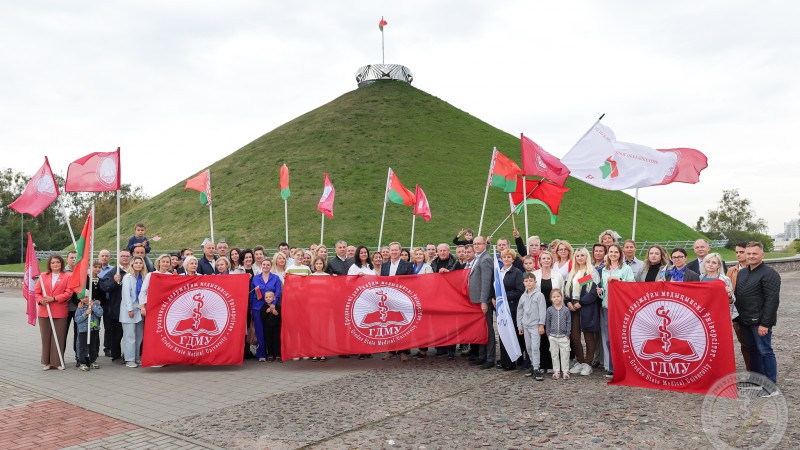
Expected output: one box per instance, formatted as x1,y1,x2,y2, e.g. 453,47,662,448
246,321,259,346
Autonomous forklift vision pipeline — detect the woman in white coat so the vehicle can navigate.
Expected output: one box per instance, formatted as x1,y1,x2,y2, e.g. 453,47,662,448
121,256,147,368
532,250,564,372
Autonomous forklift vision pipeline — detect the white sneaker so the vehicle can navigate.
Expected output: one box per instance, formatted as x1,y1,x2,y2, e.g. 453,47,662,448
125,361,138,368
759,389,781,398
569,363,584,374
580,364,593,376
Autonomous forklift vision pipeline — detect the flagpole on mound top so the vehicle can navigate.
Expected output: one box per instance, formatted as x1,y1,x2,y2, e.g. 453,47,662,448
631,188,639,241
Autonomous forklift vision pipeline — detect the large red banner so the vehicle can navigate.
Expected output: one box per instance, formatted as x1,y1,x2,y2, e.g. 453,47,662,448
281,271,486,359
608,280,736,395
142,274,249,367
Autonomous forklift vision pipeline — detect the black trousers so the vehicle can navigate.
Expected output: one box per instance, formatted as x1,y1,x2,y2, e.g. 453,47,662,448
261,308,281,358
106,315,123,359
77,330,100,364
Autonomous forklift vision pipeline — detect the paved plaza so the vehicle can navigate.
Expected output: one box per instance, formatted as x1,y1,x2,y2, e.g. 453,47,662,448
0,273,797,449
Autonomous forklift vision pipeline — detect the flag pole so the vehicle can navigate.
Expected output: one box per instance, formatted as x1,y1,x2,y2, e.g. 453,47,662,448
20,214,23,264
410,212,416,250
39,276,65,369
377,168,390,250
284,199,289,244
58,196,77,249
632,188,639,241
320,214,325,246
478,148,496,237
508,194,517,231
381,19,385,64
87,203,95,349
490,182,543,238
522,176,530,242
116,190,120,276
208,171,215,243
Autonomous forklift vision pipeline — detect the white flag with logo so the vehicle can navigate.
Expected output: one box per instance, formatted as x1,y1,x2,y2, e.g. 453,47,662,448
493,248,522,361
561,121,679,190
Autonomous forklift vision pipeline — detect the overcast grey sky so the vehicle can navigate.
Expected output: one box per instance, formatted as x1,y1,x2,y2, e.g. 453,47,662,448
2,1,798,234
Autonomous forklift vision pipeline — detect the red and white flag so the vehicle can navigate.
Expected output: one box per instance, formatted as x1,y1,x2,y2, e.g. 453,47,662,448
653,148,708,186
281,270,487,359
22,232,40,326
608,280,736,396
413,184,431,223
317,173,335,219
184,169,212,205
9,157,59,218
561,122,707,190
65,148,121,192
520,133,570,186
141,274,250,367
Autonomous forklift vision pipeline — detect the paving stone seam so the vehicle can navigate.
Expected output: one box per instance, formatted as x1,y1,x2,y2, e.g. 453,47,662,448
0,374,225,450
296,369,508,449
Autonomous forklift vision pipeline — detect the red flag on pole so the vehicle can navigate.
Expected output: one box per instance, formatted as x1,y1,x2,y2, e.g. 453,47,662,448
65,148,121,192
653,148,708,185
489,148,524,193
66,210,93,297
510,178,570,225
317,173,335,219
9,157,59,218
184,169,212,205
141,274,250,367
387,168,415,206
608,280,736,396
22,232,40,326
379,17,388,31
413,184,431,223
281,270,486,359
520,134,570,186
279,164,290,200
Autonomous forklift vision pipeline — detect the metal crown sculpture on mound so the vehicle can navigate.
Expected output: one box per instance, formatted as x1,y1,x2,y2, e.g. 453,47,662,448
356,64,413,87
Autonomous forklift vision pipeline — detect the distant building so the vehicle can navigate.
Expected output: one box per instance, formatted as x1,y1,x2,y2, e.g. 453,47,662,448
785,219,800,240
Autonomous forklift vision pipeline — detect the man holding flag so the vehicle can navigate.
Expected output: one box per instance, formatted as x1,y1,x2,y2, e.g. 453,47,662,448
467,237,496,369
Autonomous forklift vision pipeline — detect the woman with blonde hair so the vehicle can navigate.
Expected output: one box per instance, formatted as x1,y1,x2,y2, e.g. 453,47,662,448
139,254,173,317
700,252,737,320
411,247,433,275
532,250,564,372
121,256,148,367
564,248,600,376
271,252,288,283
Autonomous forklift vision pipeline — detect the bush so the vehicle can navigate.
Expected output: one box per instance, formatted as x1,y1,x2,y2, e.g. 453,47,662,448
717,230,774,252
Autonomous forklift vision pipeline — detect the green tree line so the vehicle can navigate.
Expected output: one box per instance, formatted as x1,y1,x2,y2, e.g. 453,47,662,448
0,168,148,264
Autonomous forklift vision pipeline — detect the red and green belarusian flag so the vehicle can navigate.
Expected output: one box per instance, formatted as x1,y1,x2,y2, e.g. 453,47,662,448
578,273,593,287
379,17,387,31
510,178,570,225
488,147,523,193
185,169,212,205
280,164,290,200
386,168,415,206
67,209,94,298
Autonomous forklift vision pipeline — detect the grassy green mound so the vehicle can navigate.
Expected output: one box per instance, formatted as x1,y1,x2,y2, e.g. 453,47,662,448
92,81,702,251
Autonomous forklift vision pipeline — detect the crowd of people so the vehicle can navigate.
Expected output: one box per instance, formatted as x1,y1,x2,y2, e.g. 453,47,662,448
32,223,781,395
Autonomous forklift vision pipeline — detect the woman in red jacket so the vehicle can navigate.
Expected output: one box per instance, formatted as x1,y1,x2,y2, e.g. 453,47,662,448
34,255,73,370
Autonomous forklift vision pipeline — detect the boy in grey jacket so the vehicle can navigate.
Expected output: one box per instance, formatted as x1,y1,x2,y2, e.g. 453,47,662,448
74,297,104,371
517,273,546,381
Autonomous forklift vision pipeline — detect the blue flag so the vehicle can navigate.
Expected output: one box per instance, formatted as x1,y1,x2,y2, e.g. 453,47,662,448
493,247,522,361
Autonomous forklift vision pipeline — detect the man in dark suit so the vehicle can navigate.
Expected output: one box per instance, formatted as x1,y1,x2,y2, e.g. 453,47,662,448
687,239,727,276
467,236,496,369
197,239,218,275
380,242,414,361
98,250,130,361
327,240,355,275
665,248,700,282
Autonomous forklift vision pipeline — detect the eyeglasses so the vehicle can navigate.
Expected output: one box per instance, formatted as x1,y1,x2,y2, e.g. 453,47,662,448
671,255,686,259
